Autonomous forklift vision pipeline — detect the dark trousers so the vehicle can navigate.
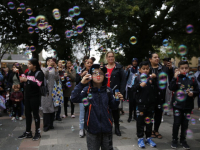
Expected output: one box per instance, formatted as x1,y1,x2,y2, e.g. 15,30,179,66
112,109,119,125
12,102,21,117
55,106,61,119
128,87,136,119
136,105,154,138
172,108,191,141
43,113,54,130
64,97,75,116
25,96,40,132
87,132,113,150
153,105,163,132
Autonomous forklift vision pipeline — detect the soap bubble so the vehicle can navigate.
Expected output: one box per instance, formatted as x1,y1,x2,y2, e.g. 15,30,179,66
76,25,83,34
17,7,22,14
73,6,81,16
26,8,33,15
88,0,93,4
129,36,137,45
36,15,47,30
82,98,90,106
105,73,111,78
175,89,186,102
29,17,37,26
54,34,60,41
181,57,187,61
186,24,194,34
68,8,74,17
65,30,72,38
145,117,151,124
186,129,193,139
71,125,74,131
186,113,191,120
52,8,61,20
158,72,167,83
151,118,154,123
88,93,93,99
35,28,39,33
163,39,169,47
47,25,53,32
28,27,34,34
77,18,85,27
20,3,25,9
163,103,169,112
178,45,187,56
30,45,36,52
140,73,148,83
191,118,196,125
166,46,173,54
66,82,72,88
174,110,180,116
8,2,15,10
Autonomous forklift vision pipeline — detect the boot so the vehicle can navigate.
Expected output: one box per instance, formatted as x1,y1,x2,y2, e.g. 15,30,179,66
115,124,121,136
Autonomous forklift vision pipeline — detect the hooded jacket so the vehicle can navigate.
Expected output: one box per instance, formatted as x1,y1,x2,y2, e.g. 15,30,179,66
71,64,119,134
149,63,174,105
132,74,156,106
169,75,199,110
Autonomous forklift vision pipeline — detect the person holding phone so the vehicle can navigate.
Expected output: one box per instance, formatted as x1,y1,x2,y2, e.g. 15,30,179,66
105,51,126,136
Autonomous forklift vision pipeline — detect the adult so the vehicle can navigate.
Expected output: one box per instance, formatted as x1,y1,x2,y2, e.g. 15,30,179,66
126,58,139,122
149,53,173,139
41,57,59,132
63,60,76,118
8,63,23,90
18,58,44,140
163,58,173,116
105,51,126,136
195,65,200,110
78,56,94,138
55,60,66,121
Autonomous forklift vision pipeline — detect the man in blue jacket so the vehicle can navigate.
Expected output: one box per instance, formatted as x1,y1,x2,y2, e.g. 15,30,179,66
71,64,123,150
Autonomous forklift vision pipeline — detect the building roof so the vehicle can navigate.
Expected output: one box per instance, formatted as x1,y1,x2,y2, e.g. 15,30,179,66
2,54,30,60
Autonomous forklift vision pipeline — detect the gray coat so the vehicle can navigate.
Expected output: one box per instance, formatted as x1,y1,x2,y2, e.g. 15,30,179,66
41,67,59,113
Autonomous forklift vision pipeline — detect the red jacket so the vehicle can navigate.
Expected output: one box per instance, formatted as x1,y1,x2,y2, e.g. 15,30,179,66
10,91,23,103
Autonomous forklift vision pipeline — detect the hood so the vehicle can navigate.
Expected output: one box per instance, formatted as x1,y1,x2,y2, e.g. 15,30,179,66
132,58,138,63
89,64,108,87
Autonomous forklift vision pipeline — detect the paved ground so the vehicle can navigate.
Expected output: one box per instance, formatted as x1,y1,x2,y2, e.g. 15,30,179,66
0,99,200,150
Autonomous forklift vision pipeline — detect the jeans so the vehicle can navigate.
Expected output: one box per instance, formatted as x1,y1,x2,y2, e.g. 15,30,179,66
79,103,85,130
55,106,61,119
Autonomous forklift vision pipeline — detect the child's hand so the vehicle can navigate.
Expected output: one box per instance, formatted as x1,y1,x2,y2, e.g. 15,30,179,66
188,91,193,97
174,69,180,78
140,82,147,87
81,74,92,84
81,71,88,77
150,73,157,78
64,73,68,77
117,92,123,101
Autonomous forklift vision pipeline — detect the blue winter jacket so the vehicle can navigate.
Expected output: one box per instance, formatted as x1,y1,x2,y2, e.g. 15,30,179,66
0,72,3,81
71,82,119,134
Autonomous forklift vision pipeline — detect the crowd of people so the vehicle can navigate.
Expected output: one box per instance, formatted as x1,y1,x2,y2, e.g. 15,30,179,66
0,51,200,150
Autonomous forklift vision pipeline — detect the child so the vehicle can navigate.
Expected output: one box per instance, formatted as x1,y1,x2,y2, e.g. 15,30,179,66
132,61,157,148
169,61,199,149
10,84,23,121
71,64,123,150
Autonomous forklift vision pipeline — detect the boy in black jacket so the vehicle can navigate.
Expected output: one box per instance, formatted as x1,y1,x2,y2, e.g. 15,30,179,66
133,61,157,148
169,61,199,149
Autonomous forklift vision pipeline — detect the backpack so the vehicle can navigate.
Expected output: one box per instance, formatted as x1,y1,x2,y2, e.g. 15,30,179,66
28,71,49,96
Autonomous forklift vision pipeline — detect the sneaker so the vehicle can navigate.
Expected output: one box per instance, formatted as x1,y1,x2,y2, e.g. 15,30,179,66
19,117,23,121
180,141,190,149
146,137,156,147
32,133,41,141
161,116,164,122
79,129,85,138
138,138,145,148
0,123,2,126
18,131,33,139
171,139,178,149
11,117,16,121
40,117,43,120
62,115,66,118
71,114,75,118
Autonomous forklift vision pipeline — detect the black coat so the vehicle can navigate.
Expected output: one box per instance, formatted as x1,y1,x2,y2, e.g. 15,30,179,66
132,74,156,107
108,63,126,94
169,75,199,110
149,63,174,106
